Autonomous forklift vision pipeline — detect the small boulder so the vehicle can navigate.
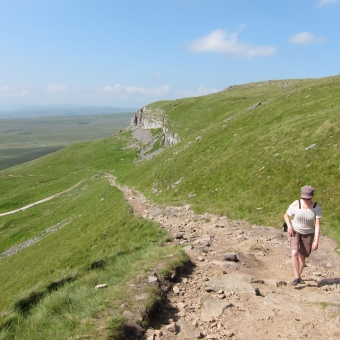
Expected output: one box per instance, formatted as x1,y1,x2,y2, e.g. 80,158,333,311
95,284,107,289
224,253,238,262
166,322,178,333
173,286,180,294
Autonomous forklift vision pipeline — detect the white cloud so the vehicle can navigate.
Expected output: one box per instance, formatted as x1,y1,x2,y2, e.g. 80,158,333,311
154,72,163,78
0,87,28,98
102,84,122,92
195,85,218,96
177,85,220,98
125,85,169,95
289,31,327,44
46,83,67,93
102,84,170,96
189,29,276,58
18,91,28,97
0,86,9,93
319,0,338,7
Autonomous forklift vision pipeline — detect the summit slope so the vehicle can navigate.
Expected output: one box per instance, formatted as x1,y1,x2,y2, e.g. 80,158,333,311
121,75,340,244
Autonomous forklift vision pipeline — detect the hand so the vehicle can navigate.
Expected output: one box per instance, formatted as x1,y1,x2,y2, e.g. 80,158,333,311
288,227,295,237
312,241,318,250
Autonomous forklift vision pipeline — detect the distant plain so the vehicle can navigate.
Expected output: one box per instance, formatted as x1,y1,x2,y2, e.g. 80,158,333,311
0,112,132,170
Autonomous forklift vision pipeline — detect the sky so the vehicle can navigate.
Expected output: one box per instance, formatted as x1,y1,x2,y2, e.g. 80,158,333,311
0,0,339,111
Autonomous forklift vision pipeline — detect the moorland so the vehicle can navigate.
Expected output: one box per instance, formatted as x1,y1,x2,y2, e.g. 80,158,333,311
0,113,132,170
0,75,339,339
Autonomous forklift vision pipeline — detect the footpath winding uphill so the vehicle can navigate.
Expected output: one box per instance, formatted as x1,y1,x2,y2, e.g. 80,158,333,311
110,176,340,340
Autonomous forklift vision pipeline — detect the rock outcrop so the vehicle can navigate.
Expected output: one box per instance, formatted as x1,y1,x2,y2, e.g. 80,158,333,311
131,106,165,129
130,106,179,147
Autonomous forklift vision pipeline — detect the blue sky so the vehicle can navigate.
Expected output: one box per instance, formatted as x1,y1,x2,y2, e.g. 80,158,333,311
0,0,339,110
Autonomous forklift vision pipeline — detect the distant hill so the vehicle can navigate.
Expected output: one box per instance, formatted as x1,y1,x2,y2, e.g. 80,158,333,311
0,104,138,119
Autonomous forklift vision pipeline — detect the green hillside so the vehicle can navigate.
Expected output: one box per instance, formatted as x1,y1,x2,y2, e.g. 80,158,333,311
121,75,340,243
0,136,186,339
0,75,339,339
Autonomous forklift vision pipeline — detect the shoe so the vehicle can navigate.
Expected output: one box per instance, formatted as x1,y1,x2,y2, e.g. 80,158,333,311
290,278,300,285
299,278,305,284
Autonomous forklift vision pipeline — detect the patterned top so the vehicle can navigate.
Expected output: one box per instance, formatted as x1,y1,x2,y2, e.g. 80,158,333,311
286,201,322,235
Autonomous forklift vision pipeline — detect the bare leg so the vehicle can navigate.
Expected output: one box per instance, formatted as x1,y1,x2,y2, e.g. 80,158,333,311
291,250,300,279
298,253,306,279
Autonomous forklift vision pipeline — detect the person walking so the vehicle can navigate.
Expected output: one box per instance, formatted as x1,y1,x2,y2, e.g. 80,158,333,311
284,185,322,285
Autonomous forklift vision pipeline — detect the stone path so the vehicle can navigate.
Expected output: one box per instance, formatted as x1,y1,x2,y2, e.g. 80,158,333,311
109,176,340,340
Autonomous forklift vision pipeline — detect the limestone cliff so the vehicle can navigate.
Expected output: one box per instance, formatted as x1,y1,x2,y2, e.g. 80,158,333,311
130,106,179,147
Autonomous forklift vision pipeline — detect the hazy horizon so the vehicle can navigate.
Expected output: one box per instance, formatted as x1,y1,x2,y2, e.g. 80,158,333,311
0,104,138,119
1,0,339,110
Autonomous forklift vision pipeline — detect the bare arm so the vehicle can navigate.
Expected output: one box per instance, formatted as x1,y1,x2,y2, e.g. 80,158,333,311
312,218,321,250
284,212,295,237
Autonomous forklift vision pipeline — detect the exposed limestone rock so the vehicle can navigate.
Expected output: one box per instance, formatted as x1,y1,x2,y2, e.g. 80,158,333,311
148,276,158,283
204,275,257,294
247,102,261,111
201,297,233,322
166,322,178,333
131,106,165,129
177,320,203,339
302,293,340,305
264,294,325,320
130,105,179,146
95,284,107,289
173,285,180,294
192,235,211,247
303,143,317,151
211,260,239,269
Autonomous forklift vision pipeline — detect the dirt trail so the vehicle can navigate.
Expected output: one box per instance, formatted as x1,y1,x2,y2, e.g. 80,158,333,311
110,176,340,340
0,180,85,217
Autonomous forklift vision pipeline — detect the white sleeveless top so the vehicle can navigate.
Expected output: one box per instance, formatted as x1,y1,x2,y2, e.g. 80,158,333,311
286,202,322,235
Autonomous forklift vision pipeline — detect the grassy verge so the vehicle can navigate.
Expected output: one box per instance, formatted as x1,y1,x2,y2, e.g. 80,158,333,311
0,176,187,339
0,133,188,339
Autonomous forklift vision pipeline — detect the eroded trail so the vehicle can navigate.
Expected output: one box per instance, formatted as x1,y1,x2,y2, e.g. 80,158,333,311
109,176,340,340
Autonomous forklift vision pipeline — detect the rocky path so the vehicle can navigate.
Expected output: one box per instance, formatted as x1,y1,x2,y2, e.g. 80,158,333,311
109,177,340,340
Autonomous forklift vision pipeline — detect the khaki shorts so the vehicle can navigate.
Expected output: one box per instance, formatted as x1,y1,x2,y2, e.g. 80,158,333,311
288,232,314,257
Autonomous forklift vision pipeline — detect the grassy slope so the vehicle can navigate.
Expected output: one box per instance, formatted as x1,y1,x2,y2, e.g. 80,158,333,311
120,76,340,244
0,133,186,339
1,75,340,338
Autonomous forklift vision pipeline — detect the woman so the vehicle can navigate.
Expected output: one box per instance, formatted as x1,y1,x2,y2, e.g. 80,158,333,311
284,185,322,285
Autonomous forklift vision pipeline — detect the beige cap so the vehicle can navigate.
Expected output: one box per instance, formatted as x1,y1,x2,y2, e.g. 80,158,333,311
301,185,314,199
